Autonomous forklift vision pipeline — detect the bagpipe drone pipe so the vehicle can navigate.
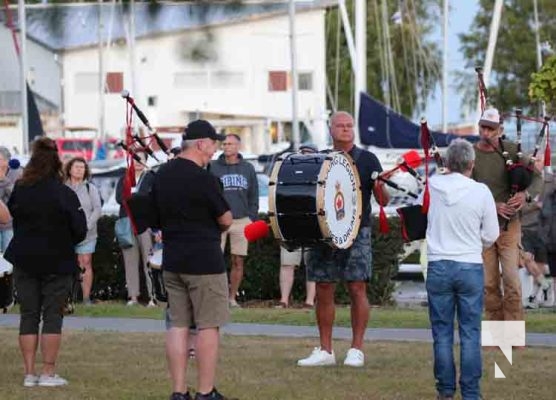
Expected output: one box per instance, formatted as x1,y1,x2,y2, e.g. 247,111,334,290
117,90,170,234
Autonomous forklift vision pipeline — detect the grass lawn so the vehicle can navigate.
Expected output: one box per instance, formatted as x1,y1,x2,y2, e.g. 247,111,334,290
0,328,553,400
11,302,555,333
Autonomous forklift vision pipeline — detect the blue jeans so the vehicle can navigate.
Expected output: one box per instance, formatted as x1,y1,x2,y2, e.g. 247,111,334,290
0,229,13,253
426,260,484,400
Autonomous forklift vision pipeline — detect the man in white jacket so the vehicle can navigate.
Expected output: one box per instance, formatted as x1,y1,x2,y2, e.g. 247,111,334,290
425,139,499,400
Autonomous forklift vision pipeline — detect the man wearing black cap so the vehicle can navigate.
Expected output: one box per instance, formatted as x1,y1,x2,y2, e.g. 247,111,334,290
150,119,235,400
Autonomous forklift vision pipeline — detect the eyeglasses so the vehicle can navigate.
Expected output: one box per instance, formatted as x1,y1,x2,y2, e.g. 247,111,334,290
334,123,354,129
222,142,239,146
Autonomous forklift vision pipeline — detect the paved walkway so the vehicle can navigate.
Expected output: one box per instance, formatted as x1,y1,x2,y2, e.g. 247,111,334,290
1,314,555,347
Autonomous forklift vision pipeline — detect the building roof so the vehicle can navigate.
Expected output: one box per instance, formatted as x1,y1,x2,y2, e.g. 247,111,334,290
1,1,333,52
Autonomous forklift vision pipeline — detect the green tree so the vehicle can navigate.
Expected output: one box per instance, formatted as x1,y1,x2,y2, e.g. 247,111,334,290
326,0,441,117
458,0,556,115
530,55,556,114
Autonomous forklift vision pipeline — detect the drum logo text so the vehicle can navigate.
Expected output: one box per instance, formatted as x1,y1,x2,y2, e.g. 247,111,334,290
334,182,345,221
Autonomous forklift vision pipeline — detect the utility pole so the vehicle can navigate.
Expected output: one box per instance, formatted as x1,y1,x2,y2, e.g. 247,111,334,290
288,0,300,151
18,0,28,152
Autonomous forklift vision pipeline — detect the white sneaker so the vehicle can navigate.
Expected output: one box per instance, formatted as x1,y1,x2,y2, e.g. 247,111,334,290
229,300,241,308
147,300,157,308
23,374,38,387
343,348,365,367
297,347,336,367
525,298,539,309
126,300,138,306
38,374,68,387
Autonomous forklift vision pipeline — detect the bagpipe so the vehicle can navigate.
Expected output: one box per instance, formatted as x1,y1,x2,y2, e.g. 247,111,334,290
119,91,172,303
118,90,173,230
393,118,445,241
475,67,552,230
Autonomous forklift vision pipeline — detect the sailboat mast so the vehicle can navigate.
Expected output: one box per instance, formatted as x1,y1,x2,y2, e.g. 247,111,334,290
288,0,300,151
533,0,545,117
442,0,448,132
477,0,503,121
18,0,28,152
354,0,366,142
98,0,105,141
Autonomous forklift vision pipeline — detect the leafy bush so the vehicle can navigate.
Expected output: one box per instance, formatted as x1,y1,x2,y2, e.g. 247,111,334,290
93,215,405,305
92,216,127,301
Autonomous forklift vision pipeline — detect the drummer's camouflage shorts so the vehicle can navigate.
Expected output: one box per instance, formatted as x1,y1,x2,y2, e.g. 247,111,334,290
306,227,372,282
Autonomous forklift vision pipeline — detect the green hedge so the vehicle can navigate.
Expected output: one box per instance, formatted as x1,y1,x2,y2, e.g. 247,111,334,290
92,215,404,305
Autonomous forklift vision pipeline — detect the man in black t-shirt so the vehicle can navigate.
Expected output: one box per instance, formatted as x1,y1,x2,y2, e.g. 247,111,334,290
297,111,389,368
150,120,234,400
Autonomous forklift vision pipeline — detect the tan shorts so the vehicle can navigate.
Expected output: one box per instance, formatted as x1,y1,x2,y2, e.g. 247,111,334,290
280,247,303,266
221,217,250,256
163,271,229,329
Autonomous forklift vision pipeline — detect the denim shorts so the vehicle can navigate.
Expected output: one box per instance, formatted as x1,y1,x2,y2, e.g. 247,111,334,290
75,239,97,255
306,227,372,282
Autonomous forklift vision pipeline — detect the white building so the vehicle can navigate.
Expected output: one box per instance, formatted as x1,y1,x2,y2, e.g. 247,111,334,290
0,1,333,154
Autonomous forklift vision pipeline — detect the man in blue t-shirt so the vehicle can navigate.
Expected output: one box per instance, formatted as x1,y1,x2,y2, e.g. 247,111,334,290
297,111,389,368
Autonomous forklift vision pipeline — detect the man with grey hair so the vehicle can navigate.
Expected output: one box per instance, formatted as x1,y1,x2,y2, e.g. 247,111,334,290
150,120,235,400
425,138,499,400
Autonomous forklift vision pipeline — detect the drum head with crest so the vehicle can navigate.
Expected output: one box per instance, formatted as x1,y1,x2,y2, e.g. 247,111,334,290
317,152,362,248
269,151,362,249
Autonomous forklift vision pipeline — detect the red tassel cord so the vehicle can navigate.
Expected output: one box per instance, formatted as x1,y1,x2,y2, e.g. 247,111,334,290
123,102,138,235
545,125,551,167
376,181,389,234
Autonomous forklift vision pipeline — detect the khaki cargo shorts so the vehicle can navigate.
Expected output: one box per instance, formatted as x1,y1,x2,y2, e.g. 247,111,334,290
163,271,229,329
221,217,250,256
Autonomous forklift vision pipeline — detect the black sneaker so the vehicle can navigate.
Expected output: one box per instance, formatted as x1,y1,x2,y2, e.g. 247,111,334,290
170,392,191,400
194,388,237,400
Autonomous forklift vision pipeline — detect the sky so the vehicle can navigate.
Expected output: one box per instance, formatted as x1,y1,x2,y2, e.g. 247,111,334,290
424,0,479,128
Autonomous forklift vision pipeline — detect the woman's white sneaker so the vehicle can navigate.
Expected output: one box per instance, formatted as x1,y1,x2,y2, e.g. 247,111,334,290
297,347,336,366
23,374,38,387
343,348,364,367
38,374,68,387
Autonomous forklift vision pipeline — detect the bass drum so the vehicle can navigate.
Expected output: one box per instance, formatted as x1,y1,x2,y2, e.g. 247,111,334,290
269,151,362,250
148,248,168,303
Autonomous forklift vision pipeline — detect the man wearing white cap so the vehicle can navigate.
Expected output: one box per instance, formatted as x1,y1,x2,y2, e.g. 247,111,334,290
472,108,529,321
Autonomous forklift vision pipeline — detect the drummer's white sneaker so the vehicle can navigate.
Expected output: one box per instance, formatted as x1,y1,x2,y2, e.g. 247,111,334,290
343,348,365,367
297,347,336,366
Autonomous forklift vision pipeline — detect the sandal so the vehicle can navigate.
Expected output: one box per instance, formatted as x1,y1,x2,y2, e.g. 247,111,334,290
274,301,288,309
